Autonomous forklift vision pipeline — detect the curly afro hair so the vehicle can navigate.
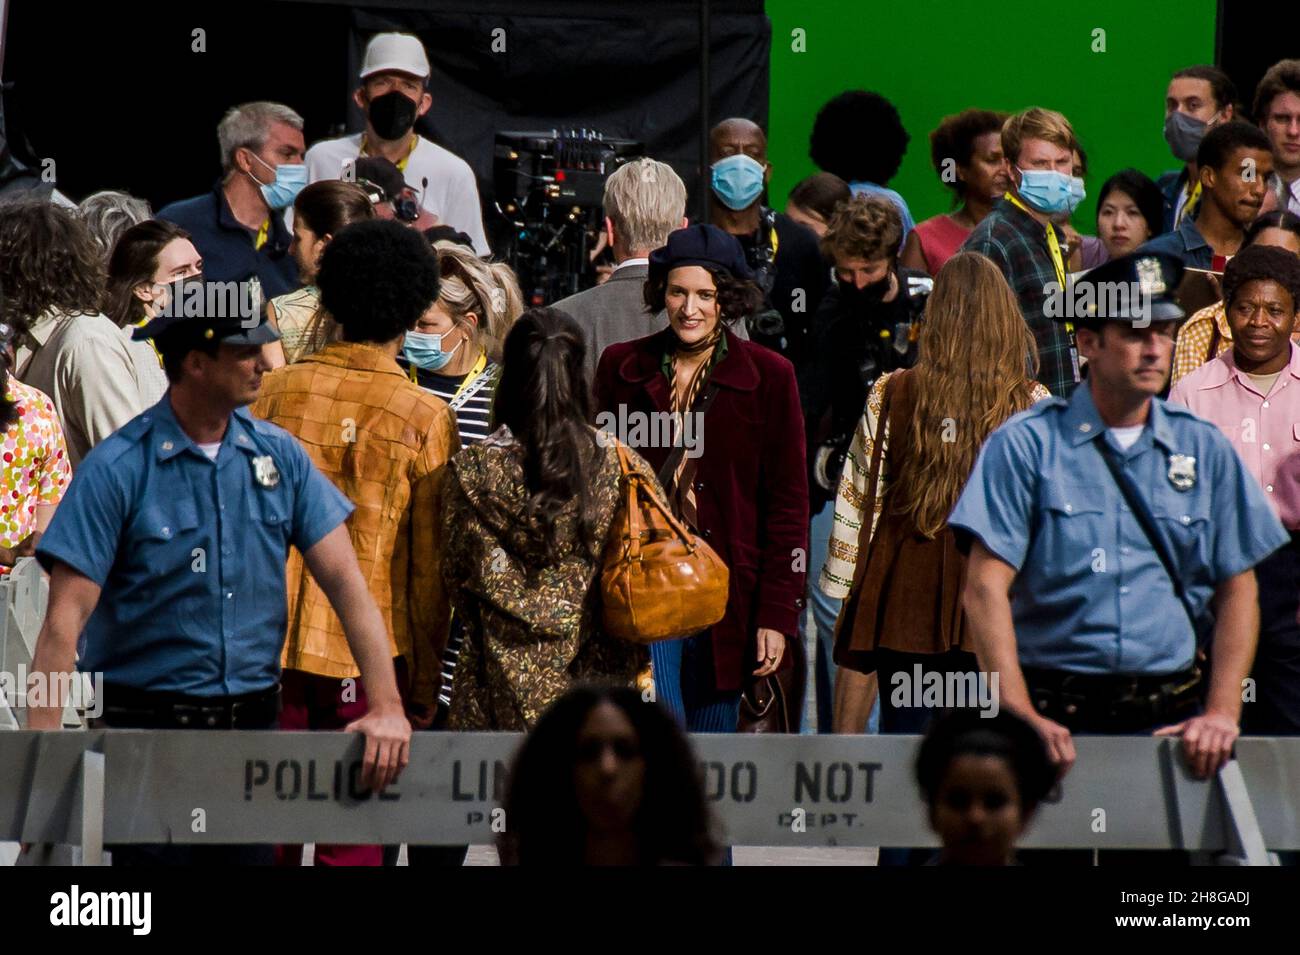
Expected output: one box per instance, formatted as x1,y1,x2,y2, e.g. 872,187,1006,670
317,219,441,343
929,109,1006,200
1222,244,1300,314
810,90,910,185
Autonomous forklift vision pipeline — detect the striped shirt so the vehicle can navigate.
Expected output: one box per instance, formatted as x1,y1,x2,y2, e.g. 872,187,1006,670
396,353,500,709
396,356,499,446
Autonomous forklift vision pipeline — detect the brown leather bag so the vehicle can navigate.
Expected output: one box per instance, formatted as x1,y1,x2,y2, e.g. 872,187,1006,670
601,442,730,643
737,634,806,733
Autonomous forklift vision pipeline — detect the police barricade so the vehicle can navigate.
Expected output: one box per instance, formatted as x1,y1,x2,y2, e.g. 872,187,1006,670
2,730,1297,864
0,559,50,730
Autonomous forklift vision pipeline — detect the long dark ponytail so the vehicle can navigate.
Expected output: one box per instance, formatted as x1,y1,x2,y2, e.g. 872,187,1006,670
492,307,601,562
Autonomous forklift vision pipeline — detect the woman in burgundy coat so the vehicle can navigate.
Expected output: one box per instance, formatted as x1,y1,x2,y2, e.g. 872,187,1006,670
593,224,809,731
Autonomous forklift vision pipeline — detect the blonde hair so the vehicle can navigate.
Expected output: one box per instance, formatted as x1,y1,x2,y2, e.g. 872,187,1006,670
603,158,688,252
1001,107,1075,166
820,194,902,263
891,252,1040,538
434,241,524,362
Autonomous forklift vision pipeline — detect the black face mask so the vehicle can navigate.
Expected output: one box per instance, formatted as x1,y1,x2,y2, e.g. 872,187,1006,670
837,270,892,310
368,90,419,141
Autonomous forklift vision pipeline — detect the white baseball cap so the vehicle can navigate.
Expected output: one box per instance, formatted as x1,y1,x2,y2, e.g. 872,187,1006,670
360,33,430,81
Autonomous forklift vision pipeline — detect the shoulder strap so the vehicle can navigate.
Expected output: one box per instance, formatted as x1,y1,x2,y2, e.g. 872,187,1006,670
1205,319,1222,365
655,382,722,489
1093,438,1204,644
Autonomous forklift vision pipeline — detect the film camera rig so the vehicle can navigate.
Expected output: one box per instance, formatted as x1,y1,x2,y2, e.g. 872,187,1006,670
493,129,643,305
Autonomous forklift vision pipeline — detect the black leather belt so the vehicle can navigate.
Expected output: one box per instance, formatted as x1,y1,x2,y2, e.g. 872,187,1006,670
1021,666,1202,733
96,683,281,730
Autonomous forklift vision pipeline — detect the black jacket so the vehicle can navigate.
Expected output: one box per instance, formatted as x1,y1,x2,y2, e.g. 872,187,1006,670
799,268,931,511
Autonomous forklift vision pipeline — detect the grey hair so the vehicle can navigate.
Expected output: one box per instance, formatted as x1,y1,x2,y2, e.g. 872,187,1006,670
78,190,153,257
217,102,304,174
603,158,687,253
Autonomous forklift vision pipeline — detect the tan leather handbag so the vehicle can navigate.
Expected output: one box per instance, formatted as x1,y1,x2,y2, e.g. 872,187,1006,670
601,442,729,643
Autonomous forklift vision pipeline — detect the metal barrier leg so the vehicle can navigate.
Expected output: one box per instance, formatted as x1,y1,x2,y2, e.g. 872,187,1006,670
1217,760,1276,866
77,751,105,866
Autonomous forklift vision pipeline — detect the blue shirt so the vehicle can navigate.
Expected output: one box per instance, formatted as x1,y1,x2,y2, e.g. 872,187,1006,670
1136,216,1214,270
948,380,1287,674
157,183,300,299
36,396,354,696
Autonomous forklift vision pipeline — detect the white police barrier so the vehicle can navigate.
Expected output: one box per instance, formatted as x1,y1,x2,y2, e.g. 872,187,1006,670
0,559,49,730
0,557,80,730
2,730,1296,863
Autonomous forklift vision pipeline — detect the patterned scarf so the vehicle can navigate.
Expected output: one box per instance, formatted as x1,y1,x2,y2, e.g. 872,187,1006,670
667,327,723,527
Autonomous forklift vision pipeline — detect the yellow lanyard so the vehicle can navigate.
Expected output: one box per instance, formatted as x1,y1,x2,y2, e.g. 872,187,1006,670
1005,192,1066,289
1175,179,1202,227
133,317,164,366
360,134,419,172
254,218,270,251
451,352,489,403
770,226,779,259
1005,192,1080,379
408,349,489,401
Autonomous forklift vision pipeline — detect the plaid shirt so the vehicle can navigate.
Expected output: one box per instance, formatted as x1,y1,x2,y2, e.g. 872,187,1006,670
252,341,461,705
962,198,1078,397
1171,301,1231,386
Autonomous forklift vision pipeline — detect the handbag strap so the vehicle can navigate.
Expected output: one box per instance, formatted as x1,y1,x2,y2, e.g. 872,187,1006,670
613,440,700,559
1093,437,1203,644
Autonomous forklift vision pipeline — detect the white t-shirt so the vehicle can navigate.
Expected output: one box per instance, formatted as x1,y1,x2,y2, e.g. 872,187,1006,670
305,133,489,255
196,441,221,461
1109,424,1145,450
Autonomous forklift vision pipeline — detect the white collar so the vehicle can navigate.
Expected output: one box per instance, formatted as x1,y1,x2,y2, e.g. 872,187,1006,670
612,257,649,272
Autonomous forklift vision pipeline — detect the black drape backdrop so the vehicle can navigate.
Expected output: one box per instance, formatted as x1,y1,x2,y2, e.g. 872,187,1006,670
2,0,768,241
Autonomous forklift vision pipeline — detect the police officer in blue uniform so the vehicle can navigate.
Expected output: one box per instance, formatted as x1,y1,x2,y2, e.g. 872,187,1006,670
26,286,411,864
950,251,1288,784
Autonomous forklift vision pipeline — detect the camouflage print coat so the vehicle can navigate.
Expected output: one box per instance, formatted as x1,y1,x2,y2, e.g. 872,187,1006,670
443,426,658,731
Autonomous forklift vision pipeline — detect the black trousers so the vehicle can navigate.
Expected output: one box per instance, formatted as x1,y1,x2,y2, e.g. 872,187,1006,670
1245,533,1300,735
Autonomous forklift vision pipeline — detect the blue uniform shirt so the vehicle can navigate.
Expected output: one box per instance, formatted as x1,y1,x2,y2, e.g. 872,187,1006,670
949,380,1288,675
36,397,354,696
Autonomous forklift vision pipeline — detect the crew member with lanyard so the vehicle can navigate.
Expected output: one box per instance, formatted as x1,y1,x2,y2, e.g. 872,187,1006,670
399,240,524,446
963,107,1084,397
397,237,523,720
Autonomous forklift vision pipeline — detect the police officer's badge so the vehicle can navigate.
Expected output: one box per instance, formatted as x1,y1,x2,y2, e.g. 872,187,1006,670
1167,453,1196,491
251,454,280,488
1136,257,1168,296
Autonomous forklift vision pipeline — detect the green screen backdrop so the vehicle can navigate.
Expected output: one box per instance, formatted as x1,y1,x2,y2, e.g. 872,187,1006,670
765,0,1217,232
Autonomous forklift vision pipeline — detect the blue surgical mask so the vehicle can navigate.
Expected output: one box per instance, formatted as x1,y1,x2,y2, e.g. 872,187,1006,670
1066,176,1086,214
248,153,307,211
403,329,462,371
711,154,766,211
1015,167,1075,214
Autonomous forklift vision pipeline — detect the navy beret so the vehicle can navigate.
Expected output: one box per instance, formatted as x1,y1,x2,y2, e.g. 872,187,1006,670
648,224,754,285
